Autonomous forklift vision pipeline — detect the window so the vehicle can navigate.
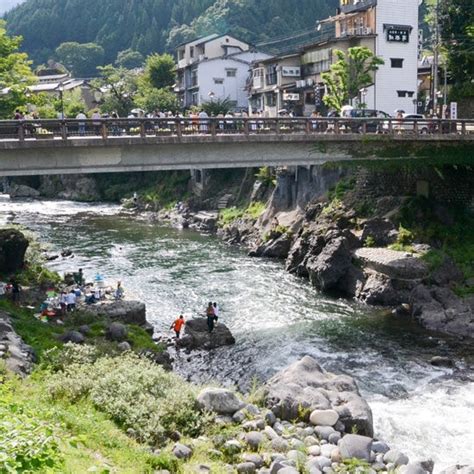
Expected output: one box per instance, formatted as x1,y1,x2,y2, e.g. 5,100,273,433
214,78,224,84
391,58,404,68
397,90,407,98
265,93,276,107
226,69,237,77
265,65,277,86
190,47,194,58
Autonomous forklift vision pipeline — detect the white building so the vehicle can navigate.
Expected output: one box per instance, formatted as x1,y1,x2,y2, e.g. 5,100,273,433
337,0,419,114
176,34,271,110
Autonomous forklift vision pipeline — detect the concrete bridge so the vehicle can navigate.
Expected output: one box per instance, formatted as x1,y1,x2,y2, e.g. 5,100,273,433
0,117,472,176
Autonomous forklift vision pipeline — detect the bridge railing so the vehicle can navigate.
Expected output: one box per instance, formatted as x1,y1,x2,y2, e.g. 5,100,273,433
0,117,472,142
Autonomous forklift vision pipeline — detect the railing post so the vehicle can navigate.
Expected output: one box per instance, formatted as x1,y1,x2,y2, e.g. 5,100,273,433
140,120,146,138
361,121,367,135
388,118,394,135
244,119,249,136
306,118,311,134
334,119,339,135
210,119,216,137
461,121,466,135
414,120,418,136
61,120,67,140
101,122,108,140
18,122,25,141
176,119,182,140
276,119,280,134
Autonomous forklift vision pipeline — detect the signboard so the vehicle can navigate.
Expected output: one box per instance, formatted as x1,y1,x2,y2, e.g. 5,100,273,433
283,93,300,101
281,67,301,77
450,102,458,120
386,27,410,43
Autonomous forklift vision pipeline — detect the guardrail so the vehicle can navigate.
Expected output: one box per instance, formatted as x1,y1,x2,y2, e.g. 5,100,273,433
0,117,472,142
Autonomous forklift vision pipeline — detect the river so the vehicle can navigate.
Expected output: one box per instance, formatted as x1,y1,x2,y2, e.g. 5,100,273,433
1,198,473,470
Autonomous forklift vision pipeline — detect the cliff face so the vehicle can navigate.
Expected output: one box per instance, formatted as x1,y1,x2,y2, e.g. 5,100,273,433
217,164,474,339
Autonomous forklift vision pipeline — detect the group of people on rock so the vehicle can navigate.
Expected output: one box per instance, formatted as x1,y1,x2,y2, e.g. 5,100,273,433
170,301,220,339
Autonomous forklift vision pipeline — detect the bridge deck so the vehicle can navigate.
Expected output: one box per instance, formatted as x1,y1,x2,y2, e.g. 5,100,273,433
0,117,472,176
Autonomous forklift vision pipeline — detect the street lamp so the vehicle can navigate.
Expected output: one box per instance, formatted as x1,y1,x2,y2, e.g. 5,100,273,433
359,88,367,109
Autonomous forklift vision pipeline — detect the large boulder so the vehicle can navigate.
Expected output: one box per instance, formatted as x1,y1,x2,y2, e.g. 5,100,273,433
411,285,474,338
354,248,428,281
83,300,147,326
262,356,373,437
306,237,352,291
339,434,372,461
0,228,29,273
106,322,128,342
361,218,398,246
197,387,244,415
176,318,235,350
0,311,35,376
8,183,40,198
250,233,293,260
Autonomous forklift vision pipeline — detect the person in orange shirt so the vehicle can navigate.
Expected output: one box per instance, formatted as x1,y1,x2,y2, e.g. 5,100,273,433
170,315,185,339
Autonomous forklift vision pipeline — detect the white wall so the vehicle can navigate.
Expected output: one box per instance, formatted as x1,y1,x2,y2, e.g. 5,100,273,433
374,0,419,114
197,53,270,109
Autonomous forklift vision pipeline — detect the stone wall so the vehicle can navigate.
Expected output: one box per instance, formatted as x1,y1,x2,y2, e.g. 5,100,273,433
354,165,474,209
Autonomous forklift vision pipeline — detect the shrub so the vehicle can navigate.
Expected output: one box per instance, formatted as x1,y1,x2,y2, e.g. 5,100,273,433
363,235,375,248
0,384,63,472
48,352,208,445
255,167,276,187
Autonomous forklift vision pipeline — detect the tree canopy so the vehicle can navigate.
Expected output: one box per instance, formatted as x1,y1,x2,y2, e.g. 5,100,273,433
321,47,384,112
439,0,474,96
55,42,105,77
143,54,176,90
115,49,144,70
0,19,36,118
5,0,338,64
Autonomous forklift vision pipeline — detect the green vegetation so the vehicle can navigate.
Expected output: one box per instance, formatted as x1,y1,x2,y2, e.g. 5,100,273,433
201,97,234,116
5,0,338,64
55,42,105,77
388,225,415,253
218,201,266,227
321,47,384,111
0,19,36,118
327,177,356,202
255,166,276,187
397,197,474,295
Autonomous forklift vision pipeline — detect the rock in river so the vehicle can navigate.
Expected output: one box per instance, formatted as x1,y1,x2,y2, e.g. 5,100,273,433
176,318,235,350
261,356,374,437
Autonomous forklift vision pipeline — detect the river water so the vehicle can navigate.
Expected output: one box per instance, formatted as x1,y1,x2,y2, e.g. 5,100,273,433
1,199,473,470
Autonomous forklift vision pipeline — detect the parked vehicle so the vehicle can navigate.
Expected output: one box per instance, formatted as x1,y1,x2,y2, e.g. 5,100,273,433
382,113,430,134
342,109,390,133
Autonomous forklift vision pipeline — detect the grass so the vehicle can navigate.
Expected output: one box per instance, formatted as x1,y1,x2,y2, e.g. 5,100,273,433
0,300,164,362
218,201,266,227
0,375,170,473
397,197,474,295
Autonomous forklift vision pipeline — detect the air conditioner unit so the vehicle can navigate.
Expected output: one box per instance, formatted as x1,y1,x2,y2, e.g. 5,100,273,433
198,54,205,61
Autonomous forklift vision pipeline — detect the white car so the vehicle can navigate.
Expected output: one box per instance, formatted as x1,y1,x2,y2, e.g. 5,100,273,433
383,113,431,134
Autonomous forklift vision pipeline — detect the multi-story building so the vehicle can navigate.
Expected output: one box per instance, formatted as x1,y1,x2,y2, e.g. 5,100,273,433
176,34,270,110
248,53,302,116
249,0,419,116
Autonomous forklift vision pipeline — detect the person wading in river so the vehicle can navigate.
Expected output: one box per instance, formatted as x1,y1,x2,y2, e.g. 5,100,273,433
206,302,217,333
170,315,185,339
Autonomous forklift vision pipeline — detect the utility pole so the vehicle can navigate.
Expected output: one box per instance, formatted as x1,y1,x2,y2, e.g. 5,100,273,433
432,0,440,115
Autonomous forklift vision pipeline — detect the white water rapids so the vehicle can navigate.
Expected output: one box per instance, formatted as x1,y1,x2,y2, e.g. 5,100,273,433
1,198,473,470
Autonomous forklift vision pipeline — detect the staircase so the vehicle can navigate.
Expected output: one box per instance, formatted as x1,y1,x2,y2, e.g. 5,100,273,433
217,194,233,210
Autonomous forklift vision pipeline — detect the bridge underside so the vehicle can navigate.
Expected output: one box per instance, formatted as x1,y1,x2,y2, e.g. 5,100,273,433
0,135,471,177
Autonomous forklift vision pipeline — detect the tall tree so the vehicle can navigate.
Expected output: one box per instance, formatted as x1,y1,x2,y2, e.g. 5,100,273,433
93,64,138,116
321,47,384,111
0,20,36,118
143,53,176,90
55,42,105,77
439,0,474,94
115,49,144,70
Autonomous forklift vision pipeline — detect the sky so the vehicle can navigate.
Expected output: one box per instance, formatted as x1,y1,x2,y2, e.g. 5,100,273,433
0,0,25,16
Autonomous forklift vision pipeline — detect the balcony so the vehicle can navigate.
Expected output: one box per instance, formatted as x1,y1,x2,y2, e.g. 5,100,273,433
339,26,373,37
